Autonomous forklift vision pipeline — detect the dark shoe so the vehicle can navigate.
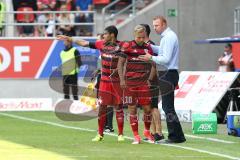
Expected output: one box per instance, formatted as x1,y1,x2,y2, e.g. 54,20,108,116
163,138,186,144
104,126,114,133
154,133,164,142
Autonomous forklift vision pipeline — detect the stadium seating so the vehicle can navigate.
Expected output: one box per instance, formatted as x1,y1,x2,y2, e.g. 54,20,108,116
16,7,35,22
93,0,110,5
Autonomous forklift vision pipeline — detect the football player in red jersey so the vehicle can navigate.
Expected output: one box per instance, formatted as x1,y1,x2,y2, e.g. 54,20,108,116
57,26,125,142
117,25,155,144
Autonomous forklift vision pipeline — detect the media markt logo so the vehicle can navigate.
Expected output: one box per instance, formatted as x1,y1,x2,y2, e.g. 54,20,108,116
197,123,213,132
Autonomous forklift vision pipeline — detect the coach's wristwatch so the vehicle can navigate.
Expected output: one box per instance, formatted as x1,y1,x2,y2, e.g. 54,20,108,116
150,55,153,61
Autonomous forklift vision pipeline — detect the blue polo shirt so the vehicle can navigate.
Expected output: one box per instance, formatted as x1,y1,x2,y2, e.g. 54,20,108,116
151,27,179,70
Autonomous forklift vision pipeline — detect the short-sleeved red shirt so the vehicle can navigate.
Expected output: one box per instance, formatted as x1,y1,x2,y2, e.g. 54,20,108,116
90,40,123,82
120,40,154,86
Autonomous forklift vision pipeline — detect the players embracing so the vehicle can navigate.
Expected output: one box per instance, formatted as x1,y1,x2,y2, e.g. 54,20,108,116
57,24,164,144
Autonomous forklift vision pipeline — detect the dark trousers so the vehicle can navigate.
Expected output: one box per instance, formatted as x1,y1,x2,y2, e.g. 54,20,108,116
106,106,114,129
63,74,78,100
159,70,185,141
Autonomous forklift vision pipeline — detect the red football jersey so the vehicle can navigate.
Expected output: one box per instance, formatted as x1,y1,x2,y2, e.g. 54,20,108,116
93,40,123,82
120,40,154,86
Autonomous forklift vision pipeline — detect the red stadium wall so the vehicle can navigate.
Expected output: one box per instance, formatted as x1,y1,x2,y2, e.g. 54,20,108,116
232,43,240,71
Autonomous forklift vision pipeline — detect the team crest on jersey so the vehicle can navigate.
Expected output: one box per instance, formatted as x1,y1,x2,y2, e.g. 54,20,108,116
97,98,103,106
114,46,120,51
131,57,140,61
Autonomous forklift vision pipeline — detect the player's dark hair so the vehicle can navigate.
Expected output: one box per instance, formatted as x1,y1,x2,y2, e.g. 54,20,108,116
140,24,151,37
225,43,232,49
104,25,118,38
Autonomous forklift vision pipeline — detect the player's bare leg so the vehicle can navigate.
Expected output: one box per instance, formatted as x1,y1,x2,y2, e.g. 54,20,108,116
151,108,164,142
142,105,154,143
128,105,141,144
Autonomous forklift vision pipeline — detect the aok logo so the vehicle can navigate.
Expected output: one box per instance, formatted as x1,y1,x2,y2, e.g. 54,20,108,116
197,123,213,131
0,46,30,72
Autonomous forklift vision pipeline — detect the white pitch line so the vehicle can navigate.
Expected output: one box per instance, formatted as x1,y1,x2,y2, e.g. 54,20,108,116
161,144,240,160
185,134,235,144
0,112,96,132
163,131,236,144
0,113,240,160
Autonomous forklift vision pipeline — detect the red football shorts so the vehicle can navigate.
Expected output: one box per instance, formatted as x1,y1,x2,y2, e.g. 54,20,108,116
98,81,122,105
123,84,151,105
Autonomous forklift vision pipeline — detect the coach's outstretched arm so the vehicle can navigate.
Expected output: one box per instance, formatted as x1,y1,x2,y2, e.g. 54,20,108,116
57,35,90,47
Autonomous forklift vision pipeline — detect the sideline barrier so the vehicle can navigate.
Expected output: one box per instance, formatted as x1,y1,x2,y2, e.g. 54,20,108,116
0,98,52,111
0,38,99,79
159,71,239,122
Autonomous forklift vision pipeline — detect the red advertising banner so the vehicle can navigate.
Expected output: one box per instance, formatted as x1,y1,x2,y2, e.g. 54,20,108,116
175,75,199,98
0,39,52,78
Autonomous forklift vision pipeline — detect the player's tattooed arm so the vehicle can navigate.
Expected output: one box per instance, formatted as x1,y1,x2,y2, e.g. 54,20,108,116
56,35,89,47
117,56,127,89
148,63,156,83
72,39,89,47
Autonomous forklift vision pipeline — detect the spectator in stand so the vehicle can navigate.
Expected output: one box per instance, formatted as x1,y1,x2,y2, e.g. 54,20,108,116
218,43,235,72
37,5,51,36
45,13,56,36
56,0,75,11
12,0,38,36
74,12,87,36
37,0,56,11
12,0,37,12
75,0,93,36
57,4,75,36
20,12,35,37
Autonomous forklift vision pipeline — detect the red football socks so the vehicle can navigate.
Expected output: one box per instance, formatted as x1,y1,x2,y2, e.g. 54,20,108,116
130,114,139,136
116,105,124,135
143,113,152,131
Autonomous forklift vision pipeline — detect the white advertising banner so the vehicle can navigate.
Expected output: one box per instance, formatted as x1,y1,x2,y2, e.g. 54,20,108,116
0,98,53,111
159,71,239,122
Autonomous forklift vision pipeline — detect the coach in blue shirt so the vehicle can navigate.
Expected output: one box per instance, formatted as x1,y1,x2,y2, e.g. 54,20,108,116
139,16,186,143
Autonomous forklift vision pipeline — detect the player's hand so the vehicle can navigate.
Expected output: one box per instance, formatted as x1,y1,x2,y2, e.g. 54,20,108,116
147,79,152,86
91,70,100,81
92,69,100,77
138,53,152,61
218,60,224,65
120,80,126,89
56,35,72,42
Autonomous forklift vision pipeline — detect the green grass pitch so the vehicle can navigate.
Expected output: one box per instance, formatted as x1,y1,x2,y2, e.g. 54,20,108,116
0,111,239,160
